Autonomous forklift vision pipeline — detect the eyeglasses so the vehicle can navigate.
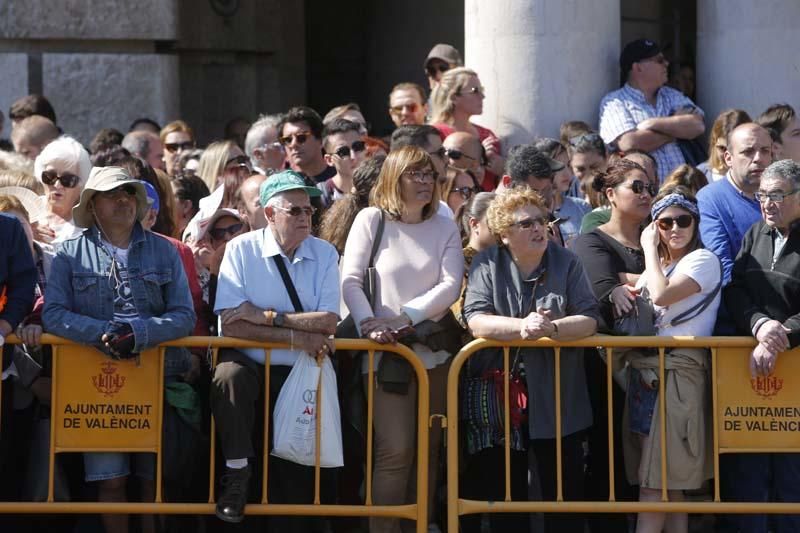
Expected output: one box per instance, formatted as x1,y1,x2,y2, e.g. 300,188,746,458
628,180,657,197
209,222,244,240
164,141,194,153
655,215,694,230
755,189,799,203
41,170,80,188
425,63,450,77
390,103,420,115
273,205,317,217
97,184,138,199
261,141,284,152
510,216,547,230
278,131,312,146
428,146,447,160
444,148,477,162
451,186,480,200
458,86,485,97
332,140,367,159
568,133,603,147
403,170,437,184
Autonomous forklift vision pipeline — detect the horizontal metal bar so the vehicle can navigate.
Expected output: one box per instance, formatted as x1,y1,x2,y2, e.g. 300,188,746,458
458,500,800,515
0,502,418,518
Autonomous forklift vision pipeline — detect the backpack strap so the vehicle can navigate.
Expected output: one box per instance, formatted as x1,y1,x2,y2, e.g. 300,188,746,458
271,255,304,313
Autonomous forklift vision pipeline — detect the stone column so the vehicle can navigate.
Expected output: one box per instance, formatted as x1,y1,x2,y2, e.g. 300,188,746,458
464,0,620,147
697,0,800,126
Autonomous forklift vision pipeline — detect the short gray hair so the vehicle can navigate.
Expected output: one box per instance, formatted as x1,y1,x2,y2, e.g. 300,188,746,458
121,130,157,159
762,159,800,188
265,192,288,209
245,114,282,161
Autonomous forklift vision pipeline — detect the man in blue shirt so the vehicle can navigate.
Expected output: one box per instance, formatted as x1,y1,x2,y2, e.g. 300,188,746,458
211,171,340,525
599,39,705,181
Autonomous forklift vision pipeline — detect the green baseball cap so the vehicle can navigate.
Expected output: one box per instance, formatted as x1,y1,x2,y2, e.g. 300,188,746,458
259,170,321,207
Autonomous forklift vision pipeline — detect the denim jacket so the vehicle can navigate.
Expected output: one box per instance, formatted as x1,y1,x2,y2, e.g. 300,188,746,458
43,223,195,355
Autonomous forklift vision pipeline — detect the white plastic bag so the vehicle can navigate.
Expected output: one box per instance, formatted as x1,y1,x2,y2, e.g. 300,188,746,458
272,353,343,468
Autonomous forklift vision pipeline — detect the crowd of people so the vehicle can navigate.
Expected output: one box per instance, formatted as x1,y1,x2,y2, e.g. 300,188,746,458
0,37,799,533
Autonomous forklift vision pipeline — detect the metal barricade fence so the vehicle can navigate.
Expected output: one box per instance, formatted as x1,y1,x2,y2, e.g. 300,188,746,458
0,335,430,533
446,335,800,532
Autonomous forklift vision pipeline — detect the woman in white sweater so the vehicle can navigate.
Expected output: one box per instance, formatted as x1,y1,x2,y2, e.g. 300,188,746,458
342,145,464,533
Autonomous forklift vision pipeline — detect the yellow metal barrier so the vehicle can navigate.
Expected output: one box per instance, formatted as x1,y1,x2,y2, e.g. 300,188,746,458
446,335,800,532
0,335,430,532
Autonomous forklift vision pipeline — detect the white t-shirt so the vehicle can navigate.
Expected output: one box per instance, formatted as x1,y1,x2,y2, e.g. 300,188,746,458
648,248,721,337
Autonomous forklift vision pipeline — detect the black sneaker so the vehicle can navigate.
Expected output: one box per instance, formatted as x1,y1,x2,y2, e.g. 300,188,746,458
215,465,252,523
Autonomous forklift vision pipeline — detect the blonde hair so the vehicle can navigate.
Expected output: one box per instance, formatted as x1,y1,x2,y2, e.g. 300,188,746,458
0,169,43,195
486,187,547,238
429,67,479,124
196,140,238,191
371,146,440,221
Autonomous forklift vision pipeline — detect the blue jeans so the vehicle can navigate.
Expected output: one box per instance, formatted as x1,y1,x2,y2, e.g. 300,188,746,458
720,453,800,532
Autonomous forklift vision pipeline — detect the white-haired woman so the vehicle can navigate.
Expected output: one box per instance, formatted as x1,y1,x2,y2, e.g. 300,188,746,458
33,135,91,243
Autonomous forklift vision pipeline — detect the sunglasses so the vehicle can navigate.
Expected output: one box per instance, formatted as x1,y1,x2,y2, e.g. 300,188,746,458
164,141,194,153
511,216,547,230
444,148,477,162
425,63,450,76
224,155,252,172
279,131,312,146
404,170,437,184
97,184,138,199
389,103,420,115
568,133,603,147
273,205,317,217
333,140,367,159
628,180,657,197
209,222,244,240
41,170,80,188
451,186,480,200
459,86,485,97
656,215,694,230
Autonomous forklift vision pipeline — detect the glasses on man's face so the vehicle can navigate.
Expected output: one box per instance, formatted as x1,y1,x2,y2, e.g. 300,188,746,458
41,170,80,188
333,140,367,159
279,131,312,146
404,169,437,184
444,148,477,162
164,141,194,153
451,186,480,200
426,63,450,77
209,223,244,240
459,86,485,97
390,103,420,115
628,179,657,197
510,216,547,230
262,141,284,153
273,205,317,217
655,215,694,230
97,185,137,200
755,189,799,204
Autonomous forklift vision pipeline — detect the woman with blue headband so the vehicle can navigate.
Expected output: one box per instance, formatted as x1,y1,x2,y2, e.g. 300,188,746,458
627,185,721,533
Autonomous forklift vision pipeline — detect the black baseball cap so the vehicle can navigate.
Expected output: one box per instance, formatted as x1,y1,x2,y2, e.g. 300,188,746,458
620,39,661,79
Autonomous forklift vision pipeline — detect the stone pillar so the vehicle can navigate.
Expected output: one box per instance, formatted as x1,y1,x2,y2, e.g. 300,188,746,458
697,0,800,126
464,0,620,147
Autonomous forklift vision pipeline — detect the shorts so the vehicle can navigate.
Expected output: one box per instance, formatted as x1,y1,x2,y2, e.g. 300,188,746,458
628,367,658,436
84,452,155,482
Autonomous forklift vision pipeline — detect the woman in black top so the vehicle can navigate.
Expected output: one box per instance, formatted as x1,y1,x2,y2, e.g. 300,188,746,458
571,159,655,531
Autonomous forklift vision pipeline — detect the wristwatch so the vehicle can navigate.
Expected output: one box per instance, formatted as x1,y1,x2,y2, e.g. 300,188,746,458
273,312,287,328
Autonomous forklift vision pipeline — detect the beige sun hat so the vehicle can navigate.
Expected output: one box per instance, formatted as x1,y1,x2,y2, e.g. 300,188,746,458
71,166,149,228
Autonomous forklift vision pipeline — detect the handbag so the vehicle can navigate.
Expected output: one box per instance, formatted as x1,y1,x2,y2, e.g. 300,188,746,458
613,294,657,336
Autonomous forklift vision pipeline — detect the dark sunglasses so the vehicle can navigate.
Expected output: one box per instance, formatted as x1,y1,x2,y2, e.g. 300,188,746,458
97,184,138,199
425,63,450,76
333,140,366,159
164,141,194,152
209,222,244,240
451,186,480,200
511,216,547,230
568,133,603,147
444,148,477,162
656,215,694,230
41,170,81,188
273,205,317,217
629,180,657,197
390,103,420,114
279,131,312,146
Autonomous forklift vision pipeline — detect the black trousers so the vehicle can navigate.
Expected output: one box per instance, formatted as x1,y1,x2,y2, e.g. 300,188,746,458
210,349,338,533
529,432,587,533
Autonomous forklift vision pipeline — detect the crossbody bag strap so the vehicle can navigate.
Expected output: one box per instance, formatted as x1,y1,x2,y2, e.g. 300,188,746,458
668,254,722,328
368,210,386,268
271,255,304,313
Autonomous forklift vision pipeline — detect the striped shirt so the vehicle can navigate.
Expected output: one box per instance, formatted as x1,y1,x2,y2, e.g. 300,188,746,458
599,84,703,181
